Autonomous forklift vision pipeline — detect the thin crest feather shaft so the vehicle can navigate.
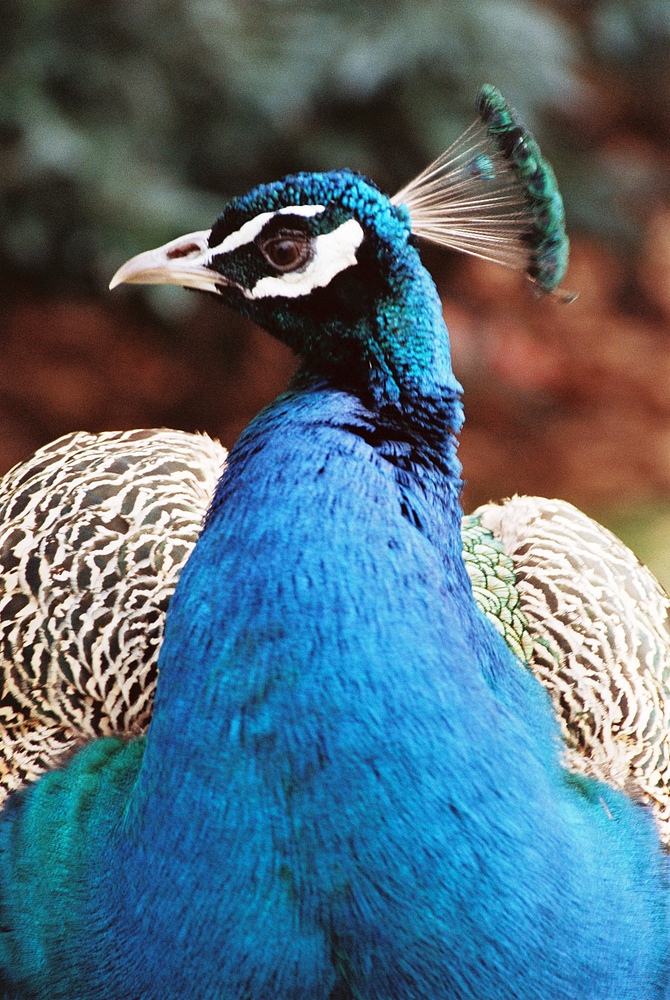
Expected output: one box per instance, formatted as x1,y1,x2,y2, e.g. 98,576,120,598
392,85,572,296
392,121,534,271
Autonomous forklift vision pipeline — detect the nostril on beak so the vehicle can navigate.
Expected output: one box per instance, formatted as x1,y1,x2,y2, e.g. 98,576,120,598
166,243,202,260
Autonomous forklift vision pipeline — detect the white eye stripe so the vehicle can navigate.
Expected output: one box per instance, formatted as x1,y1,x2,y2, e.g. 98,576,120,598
278,204,326,218
242,218,364,300
207,204,326,259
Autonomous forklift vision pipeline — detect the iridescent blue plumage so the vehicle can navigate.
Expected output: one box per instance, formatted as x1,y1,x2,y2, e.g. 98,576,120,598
1,168,669,999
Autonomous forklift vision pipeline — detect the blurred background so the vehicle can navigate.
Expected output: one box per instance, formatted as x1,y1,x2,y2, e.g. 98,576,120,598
3,0,670,582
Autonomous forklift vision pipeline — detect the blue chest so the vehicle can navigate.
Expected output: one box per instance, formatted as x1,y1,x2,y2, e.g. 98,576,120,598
99,385,670,999
1,384,669,1000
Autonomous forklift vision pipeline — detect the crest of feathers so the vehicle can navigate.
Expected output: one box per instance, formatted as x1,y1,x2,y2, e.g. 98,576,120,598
392,85,575,300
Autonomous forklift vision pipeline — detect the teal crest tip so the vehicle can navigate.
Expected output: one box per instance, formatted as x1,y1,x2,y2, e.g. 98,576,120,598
392,84,575,300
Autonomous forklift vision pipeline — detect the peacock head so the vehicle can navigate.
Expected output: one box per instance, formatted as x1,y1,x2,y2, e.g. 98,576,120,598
110,86,573,396
111,169,421,386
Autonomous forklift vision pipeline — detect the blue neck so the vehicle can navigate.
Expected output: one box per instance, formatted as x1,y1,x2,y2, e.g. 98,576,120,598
100,262,670,999
352,242,462,408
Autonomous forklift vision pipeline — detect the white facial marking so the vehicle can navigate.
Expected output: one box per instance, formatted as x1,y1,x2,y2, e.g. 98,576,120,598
207,204,326,258
244,218,365,300
278,205,327,218
208,212,275,257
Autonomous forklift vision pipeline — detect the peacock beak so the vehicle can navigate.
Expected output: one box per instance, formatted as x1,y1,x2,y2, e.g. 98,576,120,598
109,230,227,294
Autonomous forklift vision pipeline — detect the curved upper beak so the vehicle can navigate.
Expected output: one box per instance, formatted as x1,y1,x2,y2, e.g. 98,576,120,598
109,230,226,294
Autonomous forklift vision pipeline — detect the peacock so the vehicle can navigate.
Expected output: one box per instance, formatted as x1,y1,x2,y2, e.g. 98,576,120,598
3,434,670,845
1,86,669,998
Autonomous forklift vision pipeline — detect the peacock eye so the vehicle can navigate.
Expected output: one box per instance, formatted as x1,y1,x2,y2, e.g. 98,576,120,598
258,231,312,273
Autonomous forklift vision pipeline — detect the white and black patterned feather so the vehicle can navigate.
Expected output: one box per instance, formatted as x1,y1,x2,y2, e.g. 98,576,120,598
0,429,226,798
2,435,670,847
475,496,670,842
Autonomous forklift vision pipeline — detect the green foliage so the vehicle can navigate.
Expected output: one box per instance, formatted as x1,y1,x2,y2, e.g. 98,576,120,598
599,503,670,595
551,0,670,244
1,0,578,299
589,0,670,61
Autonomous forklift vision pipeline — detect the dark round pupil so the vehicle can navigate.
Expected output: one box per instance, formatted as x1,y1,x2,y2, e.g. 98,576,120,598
261,232,310,272
273,240,300,265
